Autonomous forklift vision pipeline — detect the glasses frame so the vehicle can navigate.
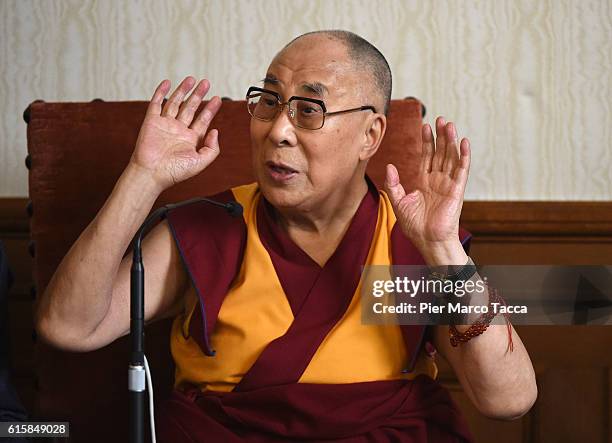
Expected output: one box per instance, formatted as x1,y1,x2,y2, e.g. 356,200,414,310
246,86,377,130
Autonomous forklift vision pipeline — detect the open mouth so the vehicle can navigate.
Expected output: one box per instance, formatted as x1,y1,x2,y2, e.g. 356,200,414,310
266,161,299,181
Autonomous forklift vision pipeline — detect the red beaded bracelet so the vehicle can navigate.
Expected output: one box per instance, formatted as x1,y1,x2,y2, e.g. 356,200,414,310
448,283,514,352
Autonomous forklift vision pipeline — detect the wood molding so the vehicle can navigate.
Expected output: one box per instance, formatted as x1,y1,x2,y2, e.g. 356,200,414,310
3,198,612,236
461,201,612,236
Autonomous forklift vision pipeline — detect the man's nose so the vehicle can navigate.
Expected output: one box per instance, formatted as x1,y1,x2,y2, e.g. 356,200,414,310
268,104,297,147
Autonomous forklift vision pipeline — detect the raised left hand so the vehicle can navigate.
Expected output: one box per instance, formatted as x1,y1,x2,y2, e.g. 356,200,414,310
384,116,470,258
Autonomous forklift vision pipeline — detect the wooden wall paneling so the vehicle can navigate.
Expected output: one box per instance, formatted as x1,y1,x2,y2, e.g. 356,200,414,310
460,201,612,443
534,368,609,443
2,198,612,442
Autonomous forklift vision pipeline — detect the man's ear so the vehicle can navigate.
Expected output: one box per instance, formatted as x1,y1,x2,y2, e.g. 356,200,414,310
359,113,387,161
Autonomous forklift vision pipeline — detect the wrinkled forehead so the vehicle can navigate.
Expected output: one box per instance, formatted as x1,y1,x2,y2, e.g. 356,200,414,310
264,37,363,101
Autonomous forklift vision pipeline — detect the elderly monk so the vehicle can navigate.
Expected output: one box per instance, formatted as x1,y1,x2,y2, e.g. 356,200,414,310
35,30,537,442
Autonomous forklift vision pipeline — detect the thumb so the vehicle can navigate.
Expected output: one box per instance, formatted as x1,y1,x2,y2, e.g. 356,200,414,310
196,128,220,169
384,163,406,206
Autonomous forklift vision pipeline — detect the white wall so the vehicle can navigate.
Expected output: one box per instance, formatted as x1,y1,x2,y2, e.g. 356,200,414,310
1,0,611,199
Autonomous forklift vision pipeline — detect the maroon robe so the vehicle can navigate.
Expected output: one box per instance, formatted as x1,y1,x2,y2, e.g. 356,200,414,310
157,178,473,442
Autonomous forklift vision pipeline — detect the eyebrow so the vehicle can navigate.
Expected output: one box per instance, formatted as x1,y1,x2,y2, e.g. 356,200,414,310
262,74,280,87
300,82,328,97
261,74,328,98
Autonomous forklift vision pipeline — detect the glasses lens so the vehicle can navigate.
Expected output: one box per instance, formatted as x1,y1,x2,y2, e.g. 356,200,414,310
292,100,324,129
247,91,279,121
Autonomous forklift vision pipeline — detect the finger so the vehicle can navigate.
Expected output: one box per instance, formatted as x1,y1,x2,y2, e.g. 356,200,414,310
161,76,196,118
453,138,471,188
197,129,220,166
431,116,447,171
176,79,211,126
384,163,407,207
146,80,171,116
190,96,222,134
442,122,460,175
420,123,435,173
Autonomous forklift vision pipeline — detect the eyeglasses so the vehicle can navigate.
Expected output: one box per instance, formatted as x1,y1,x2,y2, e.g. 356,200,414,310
246,86,377,130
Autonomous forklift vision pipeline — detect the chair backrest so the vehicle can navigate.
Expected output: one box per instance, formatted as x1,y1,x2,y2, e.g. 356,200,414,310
25,98,424,442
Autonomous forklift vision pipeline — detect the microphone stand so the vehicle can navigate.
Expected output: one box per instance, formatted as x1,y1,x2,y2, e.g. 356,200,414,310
129,197,242,443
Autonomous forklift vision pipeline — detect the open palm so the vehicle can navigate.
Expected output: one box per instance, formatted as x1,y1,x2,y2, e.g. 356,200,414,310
131,77,223,191
384,117,471,250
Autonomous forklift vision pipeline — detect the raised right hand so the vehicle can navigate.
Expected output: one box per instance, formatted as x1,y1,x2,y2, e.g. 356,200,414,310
130,76,223,191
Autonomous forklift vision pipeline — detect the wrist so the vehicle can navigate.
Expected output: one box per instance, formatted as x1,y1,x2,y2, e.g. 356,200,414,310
124,161,166,197
419,239,467,266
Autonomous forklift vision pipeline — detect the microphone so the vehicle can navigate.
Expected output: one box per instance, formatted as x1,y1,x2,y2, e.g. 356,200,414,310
225,201,243,218
165,197,243,218
132,198,242,260
128,196,243,443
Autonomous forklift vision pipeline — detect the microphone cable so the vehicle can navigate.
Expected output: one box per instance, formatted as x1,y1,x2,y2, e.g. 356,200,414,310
143,354,156,443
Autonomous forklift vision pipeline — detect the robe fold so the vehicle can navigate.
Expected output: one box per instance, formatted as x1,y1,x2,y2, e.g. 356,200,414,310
158,375,471,442
158,177,473,442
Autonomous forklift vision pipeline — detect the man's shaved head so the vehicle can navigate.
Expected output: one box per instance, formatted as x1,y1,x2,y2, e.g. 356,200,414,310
283,30,392,115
